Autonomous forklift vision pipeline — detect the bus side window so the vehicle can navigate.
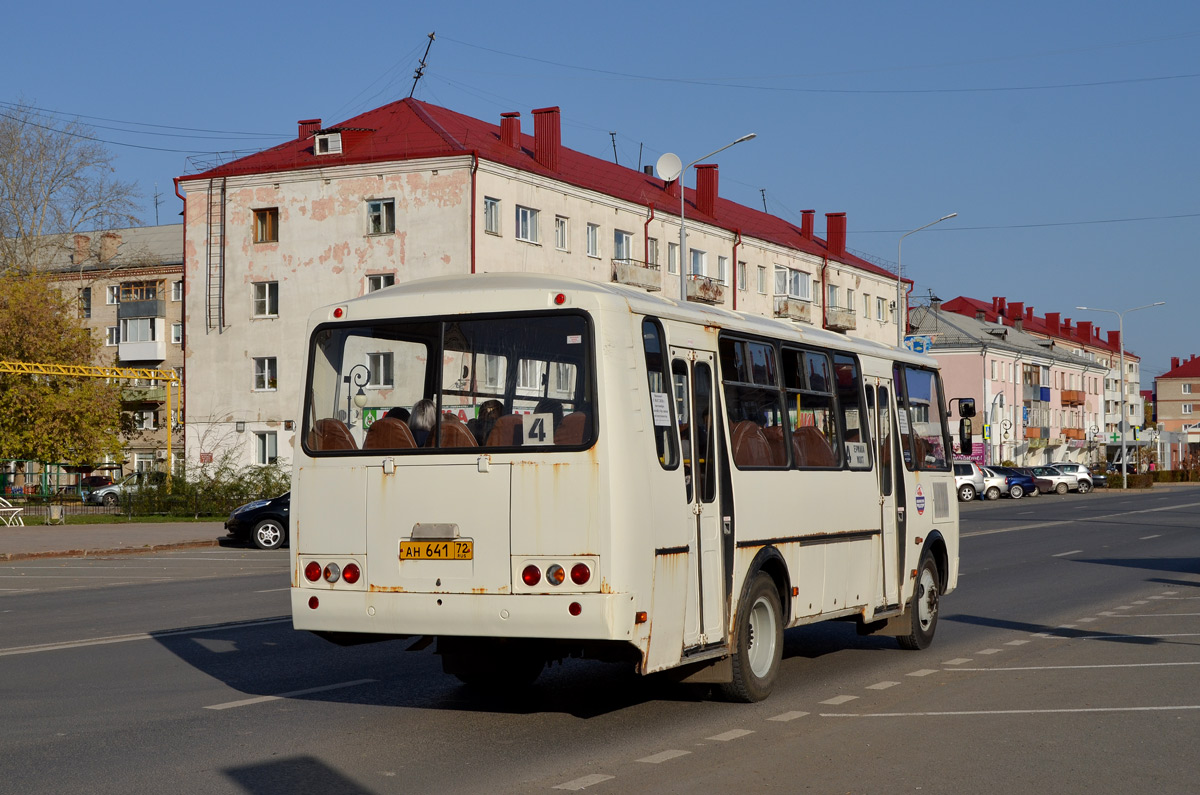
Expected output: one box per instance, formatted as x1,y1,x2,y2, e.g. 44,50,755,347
719,336,787,469
876,387,893,496
673,359,693,501
834,353,870,468
895,365,950,471
641,319,679,469
782,347,841,468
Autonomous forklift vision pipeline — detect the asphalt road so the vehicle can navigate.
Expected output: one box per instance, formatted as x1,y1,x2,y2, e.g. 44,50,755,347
1,488,1197,794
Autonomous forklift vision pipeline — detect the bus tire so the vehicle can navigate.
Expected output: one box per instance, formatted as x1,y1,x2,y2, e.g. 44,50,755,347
898,552,940,651
719,572,783,703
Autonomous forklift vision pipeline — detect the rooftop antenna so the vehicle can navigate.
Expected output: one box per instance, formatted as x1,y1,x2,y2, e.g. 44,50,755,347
609,132,619,165
760,189,767,213
637,142,643,172
409,32,436,98
153,183,162,225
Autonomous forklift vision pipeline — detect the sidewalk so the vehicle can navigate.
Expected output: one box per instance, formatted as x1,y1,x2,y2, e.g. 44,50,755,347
0,520,225,561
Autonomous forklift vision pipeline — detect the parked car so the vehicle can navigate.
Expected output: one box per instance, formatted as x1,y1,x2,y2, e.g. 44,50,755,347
988,466,1040,499
83,471,166,506
1011,467,1053,495
980,467,1007,500
79,475,115,490
954,461,987,501
1029,465,1079,495
223,492,290,550
1050,462,1094,493
1088,466,1109,488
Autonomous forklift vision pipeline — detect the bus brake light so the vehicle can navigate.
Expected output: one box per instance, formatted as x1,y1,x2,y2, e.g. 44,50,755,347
570,563,591,585
522,565,541,586
342,563,361,584
304,561,322,582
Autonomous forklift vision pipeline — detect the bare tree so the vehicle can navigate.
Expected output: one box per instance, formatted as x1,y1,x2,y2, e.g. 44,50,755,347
0,100,141,273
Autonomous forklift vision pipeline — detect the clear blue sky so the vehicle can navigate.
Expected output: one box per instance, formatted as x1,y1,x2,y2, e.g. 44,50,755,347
9,1,1197,386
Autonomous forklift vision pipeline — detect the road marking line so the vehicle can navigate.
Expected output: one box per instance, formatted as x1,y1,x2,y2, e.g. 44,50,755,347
976,649,1002,655
0,616,291,657
1058,625,1077,629
1114,606,1133,610
255,588,291,593
943,658,972,665
821,695,859,705
554,774,615,790
1099,613,1200,618
1132,600,1149,605
1141,535,1162,540
907,669,938,677
961,501,1200,539
1077,618,1097,623
204,679,376,710
947,661,1200,672
768,711,809,722
866,681,901,690
822,705,1200,718
638,750,690,764
1052,550,1082,557
1004,640,1030,646
1163,591,1179,595
1071,632,1200,639
706,729,753,741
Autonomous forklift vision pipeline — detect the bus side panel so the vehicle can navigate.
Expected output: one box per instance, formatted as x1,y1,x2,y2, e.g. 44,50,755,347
294,464,368,556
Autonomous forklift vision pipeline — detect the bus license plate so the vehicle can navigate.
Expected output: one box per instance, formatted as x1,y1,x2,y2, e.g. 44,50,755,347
400,540,473,561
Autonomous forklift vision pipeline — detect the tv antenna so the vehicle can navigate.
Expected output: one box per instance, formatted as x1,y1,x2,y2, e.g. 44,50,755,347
409,32,436,98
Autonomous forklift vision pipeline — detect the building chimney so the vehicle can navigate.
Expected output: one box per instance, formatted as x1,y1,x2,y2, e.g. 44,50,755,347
643,165,654,175
664,179,679,198
1171,356,1180,370
1045,312,1061,334
825,212,847,257
1062,318,1072,335
500,112,521,149
976,310,986,321
532,106,561,172
1077,320,1092,340
1025,306,1034,322
801,210,815,240
996,297,1007,317
1008,301,1024,320
99,232,121,263
298,119,321,140
1013,317,1023,332
696,164,718,217
72,234,90,265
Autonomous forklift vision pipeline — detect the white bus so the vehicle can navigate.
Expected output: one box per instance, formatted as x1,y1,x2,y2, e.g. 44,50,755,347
292,273,974,701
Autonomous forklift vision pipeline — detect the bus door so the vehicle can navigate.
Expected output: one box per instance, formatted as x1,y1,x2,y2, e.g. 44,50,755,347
671,348,725,649
868,381,901,609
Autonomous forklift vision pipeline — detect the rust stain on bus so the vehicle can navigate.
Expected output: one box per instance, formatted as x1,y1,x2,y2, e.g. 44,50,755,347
369,585,407,593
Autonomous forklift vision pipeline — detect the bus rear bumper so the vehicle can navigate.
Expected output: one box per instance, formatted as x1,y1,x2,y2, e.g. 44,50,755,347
291,587,638,642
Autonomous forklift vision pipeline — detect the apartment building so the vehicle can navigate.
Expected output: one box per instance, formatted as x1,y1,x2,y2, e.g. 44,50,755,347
176,98,907,468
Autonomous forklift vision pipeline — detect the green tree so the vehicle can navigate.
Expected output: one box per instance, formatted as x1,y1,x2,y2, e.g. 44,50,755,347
0,272,124,466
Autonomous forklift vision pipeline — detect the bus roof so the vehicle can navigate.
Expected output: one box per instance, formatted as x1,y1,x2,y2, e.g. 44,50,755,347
315,272,936,367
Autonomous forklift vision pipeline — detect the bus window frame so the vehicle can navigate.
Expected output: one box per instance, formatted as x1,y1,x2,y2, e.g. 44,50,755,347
780,343,844,470
893,363,953,473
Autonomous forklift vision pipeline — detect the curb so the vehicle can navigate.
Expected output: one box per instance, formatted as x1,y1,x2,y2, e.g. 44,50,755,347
1,539,219,562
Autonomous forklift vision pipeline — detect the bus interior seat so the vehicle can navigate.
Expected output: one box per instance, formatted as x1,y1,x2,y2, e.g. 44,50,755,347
485,414,524,446
793,426,837,467
363,417,416,450
731,421,774,467
763,425,789,467
310,418,358,451
556,411,589,445
432,414,478,448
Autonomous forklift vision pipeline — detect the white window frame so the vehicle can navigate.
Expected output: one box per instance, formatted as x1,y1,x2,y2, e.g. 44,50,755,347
367,352,394,388
827,284,839,310
846,288,855,314
690,249,706,277
171,323,182,344
586,223,600,258
736,261,746,291
252,281,279,318
367,198,396,235
555,216,569,251
877,296,887,320
367,273,395,293
718,256,729,286
253,357,278,392
756,265,766,294
1184,384,1193,394
516,205,540,243
134,410,157,431
120,317,155,343
254,431,278,465
647,238,659,266
1183,404,1193,415
484,197,501,235
171,280,183,302
315,133,342,155
667,242,678,274
106,326,119,346
613,229,633,263
106,285,120,305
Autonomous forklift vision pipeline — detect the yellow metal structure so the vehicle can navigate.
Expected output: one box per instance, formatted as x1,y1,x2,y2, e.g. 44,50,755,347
0,360,181,470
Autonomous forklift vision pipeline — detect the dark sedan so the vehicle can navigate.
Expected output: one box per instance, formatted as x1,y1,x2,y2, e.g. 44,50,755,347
222,492,290,550
988,466,1041,499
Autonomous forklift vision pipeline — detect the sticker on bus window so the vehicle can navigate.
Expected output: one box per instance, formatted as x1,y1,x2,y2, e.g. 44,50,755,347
566,335,582,345
845,442,870,469
522,413,555,446
650,393,672,427
896,408,910,435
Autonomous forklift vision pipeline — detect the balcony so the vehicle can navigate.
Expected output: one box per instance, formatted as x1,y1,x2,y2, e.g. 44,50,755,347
117,299,166,319
1062,428,1086,440
612,258,661,291
1061,389,1085,406
122,386,167,403
684,274,725,305
825,305,856,332
773,296,812,323
119,339,166,362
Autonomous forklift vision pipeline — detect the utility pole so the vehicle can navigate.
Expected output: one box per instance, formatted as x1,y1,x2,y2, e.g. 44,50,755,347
409,32,436,98
609,132,619,165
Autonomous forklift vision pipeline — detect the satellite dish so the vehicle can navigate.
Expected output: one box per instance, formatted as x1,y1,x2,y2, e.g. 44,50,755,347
655,152,682,182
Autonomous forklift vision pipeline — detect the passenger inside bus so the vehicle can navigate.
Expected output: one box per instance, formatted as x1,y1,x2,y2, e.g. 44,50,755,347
409,399,436,446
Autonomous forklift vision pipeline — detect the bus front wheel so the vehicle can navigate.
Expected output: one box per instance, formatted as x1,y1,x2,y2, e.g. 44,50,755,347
898,552,940,650
720,572,783,703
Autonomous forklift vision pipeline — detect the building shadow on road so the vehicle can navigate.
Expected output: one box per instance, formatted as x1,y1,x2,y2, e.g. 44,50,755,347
1070,556,1200,578
943,613,1198,646
225,756,373,795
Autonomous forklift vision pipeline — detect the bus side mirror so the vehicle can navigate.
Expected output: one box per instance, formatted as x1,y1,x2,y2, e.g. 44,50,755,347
957,398,976,418
959,418,974,455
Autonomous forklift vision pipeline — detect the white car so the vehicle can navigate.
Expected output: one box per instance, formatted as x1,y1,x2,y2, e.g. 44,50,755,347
953,461,986,502
980,467,1008,500
1030,465,1079,495
1049,462,1094,493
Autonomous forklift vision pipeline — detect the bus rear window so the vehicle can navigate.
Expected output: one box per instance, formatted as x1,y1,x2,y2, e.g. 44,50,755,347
304,313,594,454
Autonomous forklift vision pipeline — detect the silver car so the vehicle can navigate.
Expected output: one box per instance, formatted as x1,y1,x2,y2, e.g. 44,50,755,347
953,461,986,501
980,467,1008,500
1029,465,1078,495
1049,462,1094,493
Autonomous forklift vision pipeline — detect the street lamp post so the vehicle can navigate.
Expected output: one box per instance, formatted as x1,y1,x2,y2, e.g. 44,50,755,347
1075,302,1165,489
897,213,957,348
656,134,756,301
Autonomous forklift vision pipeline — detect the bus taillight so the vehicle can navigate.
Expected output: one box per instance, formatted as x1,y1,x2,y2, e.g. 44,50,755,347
570,563,591,585
304,561,322,582
546,565,566,586
342,563,361,584
323,563,341,583
522,565,541,586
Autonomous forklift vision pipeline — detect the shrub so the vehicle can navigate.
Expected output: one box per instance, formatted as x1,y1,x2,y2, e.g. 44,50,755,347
123,460,290,518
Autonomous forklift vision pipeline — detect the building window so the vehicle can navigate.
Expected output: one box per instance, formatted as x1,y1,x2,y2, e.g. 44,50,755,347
133,410,158,430
647,237,659,266
1184,384,1193,394
718,256,729,286
253,208,279,243
106,285,120,305
367,199,395,235
254,431,278,465
667,242,678,274
254,357,278,391
774,267,810,300
367,274,395,293
515,205,539,243
106,326,119,346
757,266,766,294
1183,404,1193,415
555,216,569,251
171,280,183,301
846,288,855,313
484,197,500,235
120,317,155,343
613,229,633,263
737,261,747,290
827,284,839,310
690,249,706,277
586,223,600,258
171,323,182,344
120,281,159,302
315,133,342,155
78,287,91,318
252,282,279,317
877,296,887,320
367,352,394,387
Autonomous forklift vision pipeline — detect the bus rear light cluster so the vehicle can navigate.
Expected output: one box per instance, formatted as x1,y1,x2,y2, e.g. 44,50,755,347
520,561,593,588
303,560,362,585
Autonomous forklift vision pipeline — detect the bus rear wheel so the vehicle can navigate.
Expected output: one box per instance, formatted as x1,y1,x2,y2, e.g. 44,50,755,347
719,572,783,703
898,552,940,650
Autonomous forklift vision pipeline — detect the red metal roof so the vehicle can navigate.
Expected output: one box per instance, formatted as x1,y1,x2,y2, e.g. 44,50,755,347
1161,354,1200,379
940,295,1135,358
182,98,899,283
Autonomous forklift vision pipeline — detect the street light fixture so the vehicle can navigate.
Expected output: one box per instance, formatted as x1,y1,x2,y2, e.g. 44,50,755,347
343,363,371,427
897,213,957,347
1075,302,1165,489
656,133,757,301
